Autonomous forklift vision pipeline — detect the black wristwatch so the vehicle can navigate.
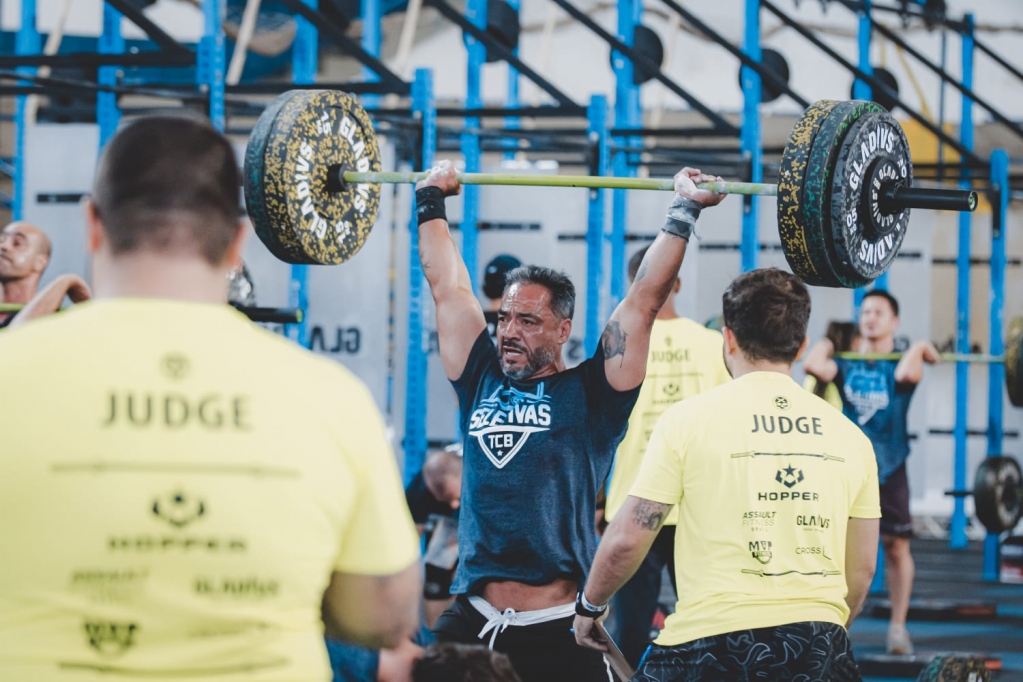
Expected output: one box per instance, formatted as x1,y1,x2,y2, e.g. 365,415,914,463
575,591,608,619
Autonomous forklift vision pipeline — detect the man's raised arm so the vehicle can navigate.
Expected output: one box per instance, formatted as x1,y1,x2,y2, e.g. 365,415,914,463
600,168,725,391
415,161,487,380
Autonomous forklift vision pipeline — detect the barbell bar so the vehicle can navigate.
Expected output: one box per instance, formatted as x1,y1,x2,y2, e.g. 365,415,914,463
829,316,1023,408
340,171,977,213
243,91,979,288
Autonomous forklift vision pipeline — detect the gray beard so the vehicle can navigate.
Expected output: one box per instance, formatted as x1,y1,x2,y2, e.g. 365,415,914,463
502,345,556,380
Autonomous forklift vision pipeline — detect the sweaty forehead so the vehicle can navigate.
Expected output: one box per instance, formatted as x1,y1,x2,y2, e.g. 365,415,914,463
501,283,554,315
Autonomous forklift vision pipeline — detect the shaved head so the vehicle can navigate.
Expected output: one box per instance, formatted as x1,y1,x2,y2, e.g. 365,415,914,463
0,222,51,292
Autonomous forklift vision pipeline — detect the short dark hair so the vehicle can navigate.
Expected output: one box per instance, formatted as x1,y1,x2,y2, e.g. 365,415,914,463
413,643,521,682
504,265,575,321
824,320,858,353
861,289,899,317
483,254,522,300
722,268,811,364
628,246,649,281
92,115,241,265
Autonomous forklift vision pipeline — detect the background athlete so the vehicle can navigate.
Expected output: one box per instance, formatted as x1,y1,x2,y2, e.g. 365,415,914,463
575,268,880,681
603,244,731,666
0,116,421,682
804,289,938,654
414,160,724,682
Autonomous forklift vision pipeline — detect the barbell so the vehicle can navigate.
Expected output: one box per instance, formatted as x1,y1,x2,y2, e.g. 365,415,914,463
0,301,304,325
957,455,1022,535
242,90,978,288
830,315,1023,408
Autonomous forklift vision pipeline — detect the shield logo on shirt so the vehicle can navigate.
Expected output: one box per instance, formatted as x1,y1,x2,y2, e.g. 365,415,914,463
467,384,552,469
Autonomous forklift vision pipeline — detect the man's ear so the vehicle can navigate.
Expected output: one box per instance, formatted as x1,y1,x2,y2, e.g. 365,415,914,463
225,221,248,270
558,318,572,345
794,335,810,361
84,199,104,254
722,326,738,355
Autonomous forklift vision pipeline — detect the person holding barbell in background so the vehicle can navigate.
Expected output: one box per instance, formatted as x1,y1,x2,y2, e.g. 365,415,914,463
0,115,423,681
804,289,940,655
413,159,725,682
0,220,53,327
574,268,881,682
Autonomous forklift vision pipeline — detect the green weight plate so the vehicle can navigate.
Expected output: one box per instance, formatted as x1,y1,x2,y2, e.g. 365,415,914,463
1007,316,1023,408
777,100,839,285
829,110,912,285
245,90,383,265
973,455,1022,534
801,100,887,287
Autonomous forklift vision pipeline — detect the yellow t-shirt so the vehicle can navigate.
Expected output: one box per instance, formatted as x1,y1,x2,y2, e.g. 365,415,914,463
0,299,419,682
631,371,880,645
606,318,730,524
803,375,843,411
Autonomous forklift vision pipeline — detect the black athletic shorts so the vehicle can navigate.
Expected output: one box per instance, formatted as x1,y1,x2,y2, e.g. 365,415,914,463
633,621,861,682
880,463,913,538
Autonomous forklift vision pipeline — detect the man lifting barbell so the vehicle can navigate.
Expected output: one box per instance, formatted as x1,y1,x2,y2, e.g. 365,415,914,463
408,160,724,682
0,116,422,681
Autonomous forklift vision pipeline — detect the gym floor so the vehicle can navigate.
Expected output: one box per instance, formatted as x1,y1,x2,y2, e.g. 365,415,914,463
851,538,1023,682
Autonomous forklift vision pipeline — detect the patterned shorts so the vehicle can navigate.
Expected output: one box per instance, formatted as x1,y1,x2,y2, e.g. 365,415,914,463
633,621,862,682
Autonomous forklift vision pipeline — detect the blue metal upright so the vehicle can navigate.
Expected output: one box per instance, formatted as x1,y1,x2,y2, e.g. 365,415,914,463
585,95,610,357
97,3,125,149
461,0,487,292
198,0,227,131
404,69,436,484
362,0,381,106
287,0,319,349
738,0,761,273
950,14,974,550
610,0,640,306
13,0,41,220
851,0,888,306
504,0,521,159
984,148,1009,579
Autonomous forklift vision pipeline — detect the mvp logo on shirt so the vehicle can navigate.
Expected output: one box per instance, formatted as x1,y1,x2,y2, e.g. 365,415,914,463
468,384,551,469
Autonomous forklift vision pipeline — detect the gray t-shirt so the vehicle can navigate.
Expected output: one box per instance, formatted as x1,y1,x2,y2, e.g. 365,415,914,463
450,331,640,594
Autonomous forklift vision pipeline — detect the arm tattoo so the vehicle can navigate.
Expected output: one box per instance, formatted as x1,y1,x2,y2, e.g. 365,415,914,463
601,320,628,366
631,499,669,531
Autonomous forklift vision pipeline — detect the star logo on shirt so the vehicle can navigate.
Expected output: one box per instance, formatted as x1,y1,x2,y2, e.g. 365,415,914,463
773,396,790,411
776,465,804,489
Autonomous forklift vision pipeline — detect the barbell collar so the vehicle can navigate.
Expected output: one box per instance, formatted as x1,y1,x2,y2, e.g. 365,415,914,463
880,184,978,214
341,170,779,196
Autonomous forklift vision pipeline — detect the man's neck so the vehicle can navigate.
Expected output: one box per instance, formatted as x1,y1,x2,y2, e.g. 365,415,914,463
859,336,895,354
655,307,679,321
93,254,229,304
728,354,793,380
1,277,39,304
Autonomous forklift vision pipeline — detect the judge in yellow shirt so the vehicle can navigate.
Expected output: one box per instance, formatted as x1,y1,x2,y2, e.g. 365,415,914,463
0,116,421,682
603,245,731,666
575,269,879,681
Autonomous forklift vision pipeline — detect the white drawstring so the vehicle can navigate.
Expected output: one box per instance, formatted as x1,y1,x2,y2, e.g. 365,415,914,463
478,607,517,649
467,596,576,650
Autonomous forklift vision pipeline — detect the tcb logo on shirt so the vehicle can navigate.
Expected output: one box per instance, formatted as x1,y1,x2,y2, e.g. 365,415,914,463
468,384,552,469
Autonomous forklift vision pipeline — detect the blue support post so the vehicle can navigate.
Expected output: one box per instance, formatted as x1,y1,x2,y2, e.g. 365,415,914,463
13,0,41,220
738,0,761,273
362,0,381,107
610,0,640,306
950,14,974,550
404,69,436,485
461,0,487,293
97,3,124,149
198,0,226,131
504,0,521,159
984,149,1009,579
287,0,319,349
585,95,609,357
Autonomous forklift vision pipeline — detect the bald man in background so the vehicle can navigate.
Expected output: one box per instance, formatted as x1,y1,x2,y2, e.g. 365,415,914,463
0,222,52,327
